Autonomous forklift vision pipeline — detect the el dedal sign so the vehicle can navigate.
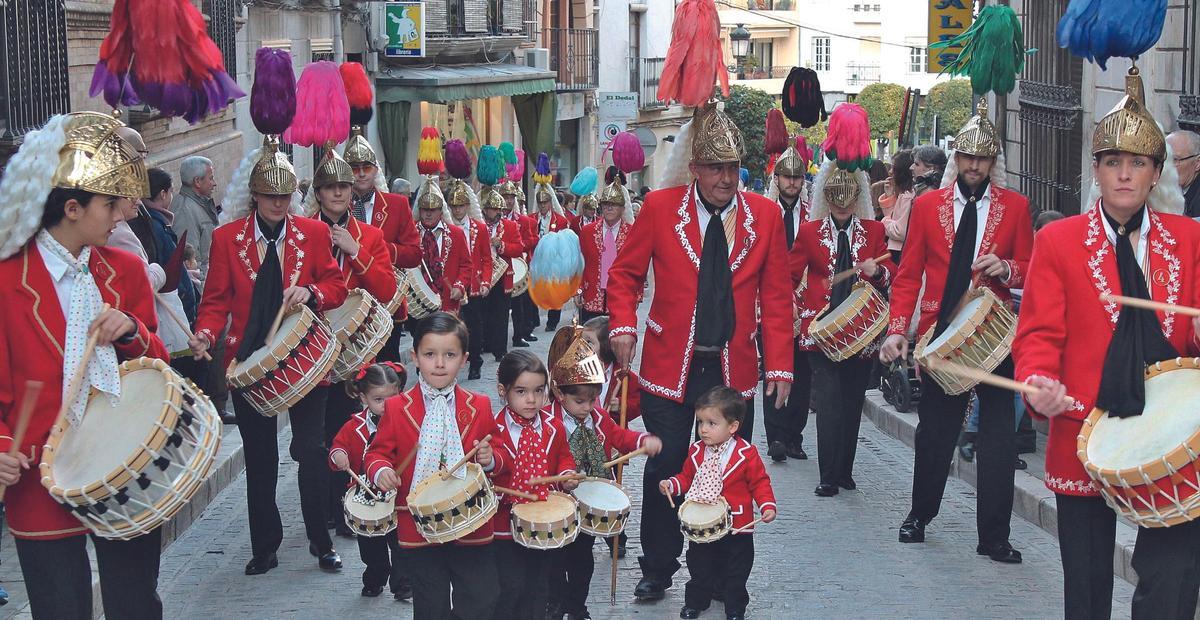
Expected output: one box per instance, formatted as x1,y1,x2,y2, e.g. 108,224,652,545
385,2,425,58
928,0,974,73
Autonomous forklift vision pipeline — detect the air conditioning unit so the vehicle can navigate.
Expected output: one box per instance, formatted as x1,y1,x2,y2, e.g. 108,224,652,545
524,48,550,71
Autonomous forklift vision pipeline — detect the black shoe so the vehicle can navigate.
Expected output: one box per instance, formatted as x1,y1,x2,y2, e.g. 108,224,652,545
244,553,278,575
309,543,342,570
814,483,839,497
958,440,976,462
899,518,926,543
679,607,704,619
494,353,504,363
726,614,746,620
977,541,1023,564
221,413,238,426
1015,457,1028,470
525,334,539,342
362,585,384,597
767,440,787,463
634,577,667,601
839,477,857,490
393,582,413,601
512,339,530,348
565,609,592,620
468,367,482,380
786,443,808,460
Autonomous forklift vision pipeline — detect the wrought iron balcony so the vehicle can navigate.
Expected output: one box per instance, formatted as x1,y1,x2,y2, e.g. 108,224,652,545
0,0,70,143
630,57,667,110
723,0,795,9
737,66,791,80
548,28,598,91
846,62,881,87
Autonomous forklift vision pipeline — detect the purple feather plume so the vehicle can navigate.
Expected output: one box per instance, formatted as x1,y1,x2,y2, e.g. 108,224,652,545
535,153,551,176
445,139,473,180
250,47,297,135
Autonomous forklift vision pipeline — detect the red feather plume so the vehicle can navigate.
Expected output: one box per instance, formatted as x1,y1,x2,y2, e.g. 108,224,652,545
658,0,728,107
340,62,373,109
764,109,788,155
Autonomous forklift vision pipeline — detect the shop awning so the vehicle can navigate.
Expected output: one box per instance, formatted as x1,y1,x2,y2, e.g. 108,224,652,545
376,63,556,103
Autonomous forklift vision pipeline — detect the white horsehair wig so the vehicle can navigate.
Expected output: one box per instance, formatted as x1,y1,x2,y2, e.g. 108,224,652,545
1086,137,1186,215
220,147,304,224
807,160,873,222
0,115,69,259
659,119,694,189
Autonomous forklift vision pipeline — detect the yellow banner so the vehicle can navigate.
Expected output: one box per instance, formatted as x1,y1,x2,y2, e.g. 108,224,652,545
928,0,974,73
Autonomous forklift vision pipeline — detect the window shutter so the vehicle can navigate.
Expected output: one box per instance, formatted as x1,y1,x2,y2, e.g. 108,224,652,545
426,0,448,33
501,0,523,33
463,0,489,32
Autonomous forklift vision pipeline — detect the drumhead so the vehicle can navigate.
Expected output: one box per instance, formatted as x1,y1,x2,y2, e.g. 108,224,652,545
574,479,630,511
344,488,396,520
1087,367,1200,470
680,499,726,523
512,493,576,520
53,367,169,489
326,291,366,330
811,285,869,331
235,310,305,371
926,294,986,350
512,258,528,281
413,471,475,505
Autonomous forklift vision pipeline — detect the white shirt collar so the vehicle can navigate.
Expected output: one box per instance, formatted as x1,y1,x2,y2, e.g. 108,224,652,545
254,216,289,243
561,406,595,435
1098,203,1151,265
693,185,736,222
37,234,71,283
420,221,447,235
953,182,992,210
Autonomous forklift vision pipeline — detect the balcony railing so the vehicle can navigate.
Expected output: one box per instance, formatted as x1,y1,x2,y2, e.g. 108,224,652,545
723,0,795,8
631,57,667,110
0,0,71,142
846,62,881,87
738,66,791,80
549,28,599,91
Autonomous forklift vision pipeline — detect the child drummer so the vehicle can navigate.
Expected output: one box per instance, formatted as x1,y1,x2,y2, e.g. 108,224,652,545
366,313,502,618
329,362,408,600
660,386,777,620
544,326,663,619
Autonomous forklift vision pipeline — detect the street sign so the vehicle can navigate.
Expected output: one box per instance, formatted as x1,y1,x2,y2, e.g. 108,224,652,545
598,92,638,146
384,2,425,58
927,0,973,73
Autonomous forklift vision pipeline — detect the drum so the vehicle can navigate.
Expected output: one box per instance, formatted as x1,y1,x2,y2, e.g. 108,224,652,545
510,491,579,550
40,358,222,540
489,249,508,290
403,268,442,319
1079,357,1200,528
571,478,631,538
228,305,341,416
807,281,889,361
914,287,1016,395
678,497,732,544
406,462,498,544
327,289,394,382
510,258,529,297
385,268,406,317
342,486,398,537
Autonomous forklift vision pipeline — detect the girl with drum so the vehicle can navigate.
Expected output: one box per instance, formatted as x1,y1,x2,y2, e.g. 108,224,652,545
1015,64,1200,619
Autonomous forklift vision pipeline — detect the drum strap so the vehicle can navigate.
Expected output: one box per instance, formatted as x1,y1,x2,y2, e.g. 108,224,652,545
934,179,985,338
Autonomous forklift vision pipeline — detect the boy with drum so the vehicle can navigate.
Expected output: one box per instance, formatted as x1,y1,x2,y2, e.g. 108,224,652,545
409,164,472,319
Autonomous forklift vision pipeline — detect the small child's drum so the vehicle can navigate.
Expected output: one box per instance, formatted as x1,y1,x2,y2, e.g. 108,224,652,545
343,486,398,537
914,287,1016,395
326,289,394,382
571,478,631,538
678,497,732,544
227,306,340,416
511,491,579,549
807,281,889,361
406,463,498,543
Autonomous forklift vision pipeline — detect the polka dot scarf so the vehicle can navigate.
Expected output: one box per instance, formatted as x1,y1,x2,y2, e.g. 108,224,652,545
509,409,549,503
412,376,465,485
685,438,733,505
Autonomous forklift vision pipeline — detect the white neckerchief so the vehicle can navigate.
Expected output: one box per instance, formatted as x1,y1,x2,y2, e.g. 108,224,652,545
952,183,991,258
412,376,466,484
1099,202,1151,270
37,230,121,426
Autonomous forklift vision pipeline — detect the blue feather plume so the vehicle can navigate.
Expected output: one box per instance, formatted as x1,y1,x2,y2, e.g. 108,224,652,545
570,167,598,196
1057,0,1166,69
740,168,750,185
530,230,584,281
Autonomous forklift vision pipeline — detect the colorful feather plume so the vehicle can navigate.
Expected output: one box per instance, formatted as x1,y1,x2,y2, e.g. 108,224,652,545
90,0,245,123
570,167,598,196
499,142,518,166
765,109,788,155
795,136,814,168
283,61,349,147
532,153,553,185
782,67,826,128
445,139,473,181
507,149,526,183
612,131,645,175
1057,0,1166,69
476,145,503,186
340,62,374,126
930,5,1025,95
658,0,729,107
822,103,873,172
417,127,443,176
528,230,585,310
250,48,297,136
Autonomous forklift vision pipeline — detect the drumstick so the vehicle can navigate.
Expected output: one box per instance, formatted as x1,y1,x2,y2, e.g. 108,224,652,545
441,434,492,479
345,469,382,501
603,446,648,469
731,517,765,535
0,381,44,501
1101,294,1200,317
925,359,1076,406
265,273,301,344
527,473,585,486
829,253,891,285
493,485,538,501
154,293,212,361
666,491,676,509
611,371,631,605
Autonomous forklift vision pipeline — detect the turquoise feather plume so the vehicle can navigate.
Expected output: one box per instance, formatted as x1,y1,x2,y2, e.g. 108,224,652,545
476,145,502,186
570,167,598,196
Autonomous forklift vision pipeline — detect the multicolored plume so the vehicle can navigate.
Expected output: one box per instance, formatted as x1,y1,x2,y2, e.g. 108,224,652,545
1057,0,1166,69
445,139,473,181
476,145,503,186
528,230,585,310
340,62,374,126
417,127,443,176
765,109,788,155
499,142,518,166
822,103,873,171
612,131,644,175
250,48,297,136
533,153,553,185
930,5,1025,95
658,0,728,106
782,67,826,128
90,0,245,123
283,61,349,147
570,167,598,196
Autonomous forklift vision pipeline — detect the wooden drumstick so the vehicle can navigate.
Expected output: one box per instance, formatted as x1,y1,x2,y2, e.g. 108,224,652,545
154,293,212,361
666,491,676,509
0,381,45,501
494,485,538,501
731,517,765,535
441,434,492,479
345,469,382,501
1101,294,1200,317
829,253,891,285
611,371,633,604
527,473,585,486
603,446,648,469
396,444,420,476
926,359,1077,406
266,273,302,344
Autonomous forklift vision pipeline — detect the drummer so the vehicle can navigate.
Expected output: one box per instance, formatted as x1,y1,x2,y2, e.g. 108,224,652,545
544,326,662,620
0,112,169,618
445,145,495,381
577,170,636,323
1015,67,1200,618
789,105,893,498
409,168,472,322
479,185,526,364
878,99,1032,562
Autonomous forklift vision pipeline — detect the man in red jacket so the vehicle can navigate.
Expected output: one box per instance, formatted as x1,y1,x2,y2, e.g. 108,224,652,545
448,176,494,379
879,102,1031,563
480,186,525,363
578,173,635,322
501,180,539,346
605,101,793,601
409,175,472,318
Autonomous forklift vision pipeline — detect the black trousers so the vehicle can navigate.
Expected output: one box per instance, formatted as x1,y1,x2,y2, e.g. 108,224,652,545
357,533,404,591
481,286,511,357
546,309,561,331
763,341,811,449
493,540,552,620
810,353,871,486
376,320,406,365
526,294,542,329
461,295,486,370
578,308,606,324
324,383,359,521
549,532,596,614
232,385,332,559
171,356,210,397
684,534,754,617
407,543,500,620
511,291,534,341
203,330,229,413
908,357,1016,545
14,529,163,620
639,354,754,583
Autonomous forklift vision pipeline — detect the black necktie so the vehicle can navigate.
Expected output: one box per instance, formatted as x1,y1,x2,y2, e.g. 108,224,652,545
783,199,796,249
319,211,350,263
829,219,854,310
694,195,736,348
934,179,986,337
1096,207,1177,417
351,194,370,223
236,216,285,361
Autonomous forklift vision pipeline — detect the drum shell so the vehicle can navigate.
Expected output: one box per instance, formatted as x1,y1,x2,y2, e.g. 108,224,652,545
385,268,406,317
510,491,579,550
402,268,442,320
807,281,889,362
406,463,498,544
571,478,631,538
227,306,341,416
510,258,529,297
914,287,1016,395
678,497,732,544
328,290,394,382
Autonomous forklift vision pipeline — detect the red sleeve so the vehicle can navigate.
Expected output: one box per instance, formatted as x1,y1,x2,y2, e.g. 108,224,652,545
1002,197,1034,289
329,420,357,471
466,395,504,475
388,195,423,269
449,227,472,294
667,445,698,495
598,410,647,454
500,221,524,258
745,449,777,514
365,400,403,482
488,412,515,479
114,256,168,361
194,228,232,343
605,201,655,339
888,198,930,336
867,226,896,291
1012,227,1068,390
307,224,349,311
351,228,398,302
758,205,794,383
522,218,540,253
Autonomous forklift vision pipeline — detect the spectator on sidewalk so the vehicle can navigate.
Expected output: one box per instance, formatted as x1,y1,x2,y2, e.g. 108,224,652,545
879,150,915,264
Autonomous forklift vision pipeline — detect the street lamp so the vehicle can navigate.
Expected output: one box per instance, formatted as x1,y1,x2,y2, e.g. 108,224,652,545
730,24,751,79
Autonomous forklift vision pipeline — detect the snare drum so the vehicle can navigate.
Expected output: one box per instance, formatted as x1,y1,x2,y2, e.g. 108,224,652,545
228,306,341,416
571,478,631,537
510,491,579,550
807,281,889,361
343,486,398,537
678,498,732,543
40,358,222,540
385,268,406,317
914,287,1016,395
327,289,394,382
406,463,498,543
1079,358,1200,528
403,268,442,319
489,249,508,290
510,258,529,297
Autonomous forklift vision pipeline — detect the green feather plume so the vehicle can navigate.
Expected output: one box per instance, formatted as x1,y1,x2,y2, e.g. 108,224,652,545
930,5,1025,96
499,141,517,166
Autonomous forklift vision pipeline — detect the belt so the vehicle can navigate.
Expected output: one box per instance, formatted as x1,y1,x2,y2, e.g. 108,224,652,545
693,347,722,359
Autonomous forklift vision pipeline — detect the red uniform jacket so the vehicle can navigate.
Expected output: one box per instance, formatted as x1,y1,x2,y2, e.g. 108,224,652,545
1013,205,1200,496
414,224,473,314
487,218,525,293
456,218,495,297
516,214,540,260
315,216,397,304
665,437,778,533
789,217,895,352
329,409,376,479
194,214,348,351
887,185,1033,337
367,190,422,269
364,384,503,548
606,184,795,402
489,407,577,540
533,211,570,237
0,244,168,540
545,400,649,458
600,364,642,423
579,219,635,314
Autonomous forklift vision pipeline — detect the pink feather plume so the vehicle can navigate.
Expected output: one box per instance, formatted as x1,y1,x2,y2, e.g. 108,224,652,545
283,61,349,147
821,103,871,170
612,131,644,175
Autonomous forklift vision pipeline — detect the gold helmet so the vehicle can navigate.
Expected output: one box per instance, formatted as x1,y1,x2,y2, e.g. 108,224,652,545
950,99,1001,158
691,101,744,165
577,193,599,212
823,167,861,208
480,185,507,211
446,178,473,208
250,136,298,195
599,178,627,206
312,146,354,189
53,112,149,200
548,325,606,387
774,145,807,178
1093,67,1166,161
416,175,446,211
498,179,521,197
343,126,378,168
535,183,554,204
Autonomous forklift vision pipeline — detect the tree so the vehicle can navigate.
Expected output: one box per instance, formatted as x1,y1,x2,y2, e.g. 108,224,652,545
715,85,778,186
922,79,973,144
854,83,906,140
